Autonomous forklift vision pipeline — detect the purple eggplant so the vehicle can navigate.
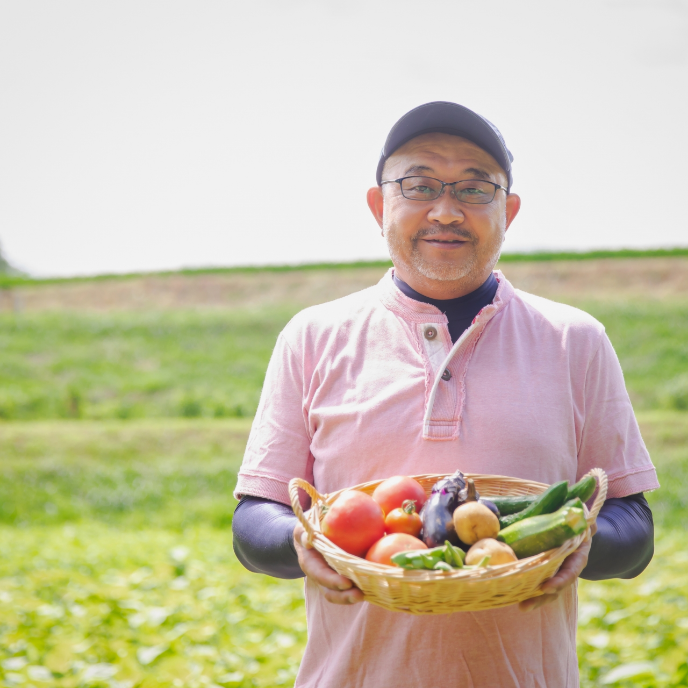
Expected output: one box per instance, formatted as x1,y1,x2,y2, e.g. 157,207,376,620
420,471,466,548
455,478,501,518
479,498,500,517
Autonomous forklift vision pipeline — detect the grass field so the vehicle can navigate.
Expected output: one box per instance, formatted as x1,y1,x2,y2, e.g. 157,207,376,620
1,257,687,687
1,299,687,420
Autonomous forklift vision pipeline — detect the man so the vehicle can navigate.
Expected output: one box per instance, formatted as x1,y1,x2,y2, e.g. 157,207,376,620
233,102,658,687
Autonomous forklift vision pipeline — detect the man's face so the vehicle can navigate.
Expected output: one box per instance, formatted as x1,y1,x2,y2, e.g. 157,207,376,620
368,133,520,295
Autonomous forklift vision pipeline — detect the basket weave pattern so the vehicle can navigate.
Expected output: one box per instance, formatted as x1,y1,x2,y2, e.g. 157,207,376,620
289,469,607,614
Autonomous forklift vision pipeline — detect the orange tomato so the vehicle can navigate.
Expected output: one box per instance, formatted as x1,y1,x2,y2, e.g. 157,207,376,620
365,533,427,566
385,500,423,537
372,476,427,516
322,490,386,557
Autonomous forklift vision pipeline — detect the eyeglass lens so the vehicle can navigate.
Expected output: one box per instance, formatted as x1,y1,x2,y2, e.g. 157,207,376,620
400,177,498,204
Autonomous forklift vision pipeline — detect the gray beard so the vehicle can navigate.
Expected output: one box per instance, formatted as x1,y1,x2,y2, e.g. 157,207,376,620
383,221,504,283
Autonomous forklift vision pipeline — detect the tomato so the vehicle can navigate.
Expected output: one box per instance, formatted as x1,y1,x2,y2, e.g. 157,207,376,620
372,476,427,516
385,500,423,537
365,533,427,566
322,490,386,557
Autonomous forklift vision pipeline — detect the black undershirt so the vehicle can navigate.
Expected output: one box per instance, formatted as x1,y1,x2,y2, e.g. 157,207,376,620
393,272,498,343
232,276,654,581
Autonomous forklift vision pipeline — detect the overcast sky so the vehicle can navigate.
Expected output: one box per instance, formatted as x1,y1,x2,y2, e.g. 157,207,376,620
1,0,686,277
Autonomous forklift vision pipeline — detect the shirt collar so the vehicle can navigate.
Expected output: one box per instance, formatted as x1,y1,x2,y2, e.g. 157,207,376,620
377,267,514,324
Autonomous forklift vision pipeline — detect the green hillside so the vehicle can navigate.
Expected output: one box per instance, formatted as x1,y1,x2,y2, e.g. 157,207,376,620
1,300,687,421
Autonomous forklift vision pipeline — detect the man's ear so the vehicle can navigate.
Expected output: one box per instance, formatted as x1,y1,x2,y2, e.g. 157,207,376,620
367,186,385,232
504,193,521,233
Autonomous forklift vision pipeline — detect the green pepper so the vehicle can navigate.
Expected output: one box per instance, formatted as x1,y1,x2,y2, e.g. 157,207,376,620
392,544,466,570
391,549,432,569
433,561,454,572
443,541,465,568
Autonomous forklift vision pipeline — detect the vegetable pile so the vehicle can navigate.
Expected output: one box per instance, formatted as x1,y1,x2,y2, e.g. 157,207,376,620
320,472,596,570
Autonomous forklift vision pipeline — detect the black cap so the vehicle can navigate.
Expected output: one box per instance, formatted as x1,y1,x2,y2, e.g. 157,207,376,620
376,101,514,191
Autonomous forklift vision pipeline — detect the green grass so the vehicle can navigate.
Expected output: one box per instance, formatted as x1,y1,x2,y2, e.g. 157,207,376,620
1,299,687,420
0,525,306,688
0,310,293,421
0,420,250,529
0,413,686,686
578,302,688,411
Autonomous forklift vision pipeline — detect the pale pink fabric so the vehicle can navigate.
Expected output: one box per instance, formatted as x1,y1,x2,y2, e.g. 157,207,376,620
236,269,659,688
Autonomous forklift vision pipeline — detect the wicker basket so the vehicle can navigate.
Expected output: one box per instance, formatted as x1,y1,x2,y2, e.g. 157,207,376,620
289,468,607,614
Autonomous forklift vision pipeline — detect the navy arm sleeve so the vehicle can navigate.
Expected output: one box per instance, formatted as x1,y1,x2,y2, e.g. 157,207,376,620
232,493,654,581
580,493,654,580
232,496,304,579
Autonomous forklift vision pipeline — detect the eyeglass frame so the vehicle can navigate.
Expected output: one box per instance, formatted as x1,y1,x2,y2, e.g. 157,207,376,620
380,175,508,204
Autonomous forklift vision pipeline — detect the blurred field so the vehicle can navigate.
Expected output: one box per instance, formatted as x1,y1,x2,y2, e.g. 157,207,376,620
2,256,688,312
1,257,688,420
0,412,686,687
1,257,687,687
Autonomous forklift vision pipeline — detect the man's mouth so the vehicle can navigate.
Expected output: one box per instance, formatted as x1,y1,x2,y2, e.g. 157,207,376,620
423,238,466,244
420,236,470,248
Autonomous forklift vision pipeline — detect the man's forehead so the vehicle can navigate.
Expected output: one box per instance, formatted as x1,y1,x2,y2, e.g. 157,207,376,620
385,132,505,180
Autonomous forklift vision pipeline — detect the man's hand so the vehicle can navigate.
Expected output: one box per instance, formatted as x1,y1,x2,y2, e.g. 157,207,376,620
519,522,597,612
294,523,364,605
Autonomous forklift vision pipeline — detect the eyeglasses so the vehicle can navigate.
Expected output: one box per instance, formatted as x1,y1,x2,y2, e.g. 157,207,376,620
381,176,507,204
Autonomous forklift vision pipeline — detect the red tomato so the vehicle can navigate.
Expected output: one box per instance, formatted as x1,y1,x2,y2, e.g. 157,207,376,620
385,500,423,537
365,533,427,566
322,490,386,557
372,476,427,516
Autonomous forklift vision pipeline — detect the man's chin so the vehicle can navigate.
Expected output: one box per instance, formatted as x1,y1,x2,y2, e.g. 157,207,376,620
410,258,475,283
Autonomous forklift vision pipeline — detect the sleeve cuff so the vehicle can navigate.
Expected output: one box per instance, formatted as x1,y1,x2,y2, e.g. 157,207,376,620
606,465,660,499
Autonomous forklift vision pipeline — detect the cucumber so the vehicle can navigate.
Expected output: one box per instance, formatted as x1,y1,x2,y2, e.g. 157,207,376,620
497,505,587,558
485,494,537,516
567,475,596,503
486,475,597,516
498,480,569,529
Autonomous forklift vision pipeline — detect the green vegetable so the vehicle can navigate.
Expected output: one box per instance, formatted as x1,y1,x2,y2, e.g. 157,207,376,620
443,540,465,568
485,494,537,516
391,542,465,571
485,474,597,517
567,475,596,503
497,504,587,558
498,480,569,529
433,561,454,572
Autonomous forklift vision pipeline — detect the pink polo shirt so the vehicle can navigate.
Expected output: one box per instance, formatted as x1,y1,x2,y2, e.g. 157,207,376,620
236,269,658,688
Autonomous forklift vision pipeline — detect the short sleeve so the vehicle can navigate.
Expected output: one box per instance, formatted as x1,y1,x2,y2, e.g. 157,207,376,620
234,332,314,505
577,333,660,498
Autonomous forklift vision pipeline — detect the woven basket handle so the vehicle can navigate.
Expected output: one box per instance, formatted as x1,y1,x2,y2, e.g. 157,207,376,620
584,468,608,526
289,478,326,547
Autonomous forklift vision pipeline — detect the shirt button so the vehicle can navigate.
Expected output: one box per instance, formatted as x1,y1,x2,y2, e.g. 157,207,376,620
424,326,438,340
441,369,452,381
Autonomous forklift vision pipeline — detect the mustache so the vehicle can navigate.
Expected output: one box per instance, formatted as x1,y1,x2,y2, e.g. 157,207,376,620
411,227,476,243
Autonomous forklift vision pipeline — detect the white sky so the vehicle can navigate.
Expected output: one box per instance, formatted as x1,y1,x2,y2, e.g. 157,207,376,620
1,0,687,277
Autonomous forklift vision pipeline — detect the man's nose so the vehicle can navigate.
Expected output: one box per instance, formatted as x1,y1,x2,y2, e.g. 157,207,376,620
426,186,465,224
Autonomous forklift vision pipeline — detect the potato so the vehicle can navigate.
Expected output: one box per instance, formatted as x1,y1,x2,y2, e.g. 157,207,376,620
465,538,518,566
453,502,500,545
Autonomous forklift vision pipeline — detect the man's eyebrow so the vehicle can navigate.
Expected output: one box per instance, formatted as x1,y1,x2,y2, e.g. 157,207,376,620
400,165,495,180
462,167,493,180
402,164,434,176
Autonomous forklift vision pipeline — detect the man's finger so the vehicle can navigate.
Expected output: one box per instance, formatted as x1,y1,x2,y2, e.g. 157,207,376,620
299,547,355,590
519,534,593,610
293,523,361,596
540,540,591,595
519,592,559,612
322,587,365,605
